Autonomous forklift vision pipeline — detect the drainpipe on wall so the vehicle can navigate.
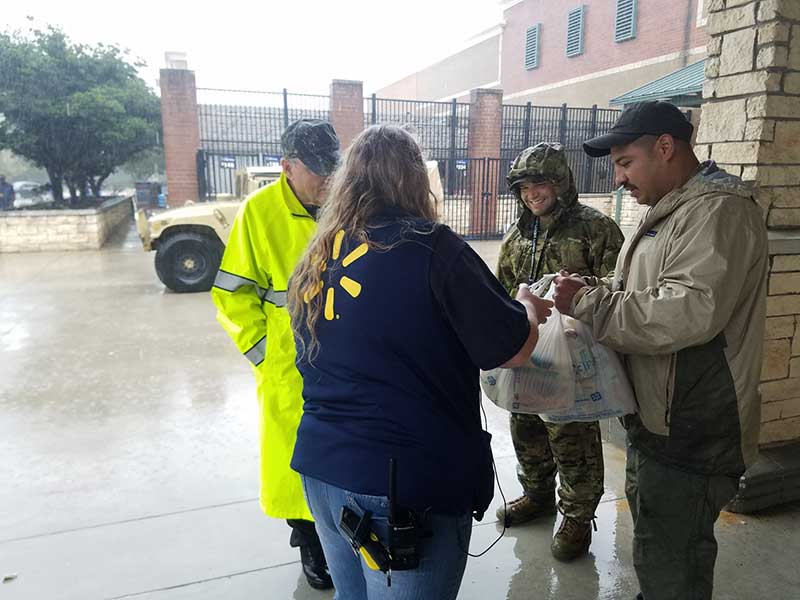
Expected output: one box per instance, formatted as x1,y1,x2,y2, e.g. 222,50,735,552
681,0,696,67
615,186,623,224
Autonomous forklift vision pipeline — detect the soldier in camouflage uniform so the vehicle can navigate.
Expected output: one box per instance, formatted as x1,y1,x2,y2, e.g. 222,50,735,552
495,142,624,561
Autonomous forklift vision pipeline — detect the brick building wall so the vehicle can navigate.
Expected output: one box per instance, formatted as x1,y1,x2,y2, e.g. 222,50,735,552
503,0,708,94
502,0,709,105
378,0,711,107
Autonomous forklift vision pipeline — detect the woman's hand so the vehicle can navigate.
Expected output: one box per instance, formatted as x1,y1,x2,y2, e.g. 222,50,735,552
515,284,553,325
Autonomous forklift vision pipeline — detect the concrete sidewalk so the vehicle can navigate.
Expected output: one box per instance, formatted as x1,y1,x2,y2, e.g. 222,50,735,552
1,221,798,599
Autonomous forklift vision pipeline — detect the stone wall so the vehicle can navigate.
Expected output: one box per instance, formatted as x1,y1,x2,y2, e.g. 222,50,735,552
698,0,800,447
579,191,648,232
0,197,132,253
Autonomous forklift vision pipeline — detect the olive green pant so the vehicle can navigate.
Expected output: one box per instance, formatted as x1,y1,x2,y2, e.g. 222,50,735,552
625,443,740,600
510,413,604,521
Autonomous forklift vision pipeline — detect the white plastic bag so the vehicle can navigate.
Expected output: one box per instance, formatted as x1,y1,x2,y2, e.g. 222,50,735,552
540,316,636,423
481,289,575,414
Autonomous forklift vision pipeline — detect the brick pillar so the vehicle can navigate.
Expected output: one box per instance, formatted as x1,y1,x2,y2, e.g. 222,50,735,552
160,68,200,207
330,80,364,150
467,88,503,237
697,0,800,512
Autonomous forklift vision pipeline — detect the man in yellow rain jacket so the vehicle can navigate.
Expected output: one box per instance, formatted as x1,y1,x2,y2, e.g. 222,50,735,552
211,119,340,590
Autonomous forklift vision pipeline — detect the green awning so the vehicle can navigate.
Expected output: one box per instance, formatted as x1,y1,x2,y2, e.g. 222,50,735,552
610,59,706,107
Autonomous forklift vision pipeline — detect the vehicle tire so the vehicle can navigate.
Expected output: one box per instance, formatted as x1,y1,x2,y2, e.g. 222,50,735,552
154,231,224,293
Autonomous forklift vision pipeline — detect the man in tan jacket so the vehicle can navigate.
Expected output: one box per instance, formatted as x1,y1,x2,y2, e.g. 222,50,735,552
553,101,768,600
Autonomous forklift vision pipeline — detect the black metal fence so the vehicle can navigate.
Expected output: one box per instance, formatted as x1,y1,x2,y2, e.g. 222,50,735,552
432,157,515,240
194,89,623,238
363,96,470,159
364,95,470,195
197,88,328,197
501,102,621,194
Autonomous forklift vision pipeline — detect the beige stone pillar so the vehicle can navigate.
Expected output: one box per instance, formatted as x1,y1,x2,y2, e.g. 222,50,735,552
697,0,800,512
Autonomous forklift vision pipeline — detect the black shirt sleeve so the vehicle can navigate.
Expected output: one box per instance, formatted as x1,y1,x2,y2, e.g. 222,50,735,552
430,226,530,370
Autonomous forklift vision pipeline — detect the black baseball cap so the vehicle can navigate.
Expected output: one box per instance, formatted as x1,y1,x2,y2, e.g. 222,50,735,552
583,101,694,157
280,119,341,176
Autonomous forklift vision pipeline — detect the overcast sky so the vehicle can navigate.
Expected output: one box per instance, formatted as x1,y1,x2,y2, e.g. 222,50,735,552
4,0,503,96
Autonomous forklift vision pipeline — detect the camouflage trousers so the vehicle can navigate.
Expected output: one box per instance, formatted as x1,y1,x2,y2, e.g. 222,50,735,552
509,413,604,522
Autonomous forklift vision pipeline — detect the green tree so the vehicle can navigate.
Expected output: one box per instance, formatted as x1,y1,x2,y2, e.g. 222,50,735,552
0,26,161,206
0,150,47,182
123,145,165,181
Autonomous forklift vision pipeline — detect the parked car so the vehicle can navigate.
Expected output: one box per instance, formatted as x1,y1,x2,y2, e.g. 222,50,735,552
13,181,54,209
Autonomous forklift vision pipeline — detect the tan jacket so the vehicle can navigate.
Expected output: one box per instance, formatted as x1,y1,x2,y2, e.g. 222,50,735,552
572,162,767,475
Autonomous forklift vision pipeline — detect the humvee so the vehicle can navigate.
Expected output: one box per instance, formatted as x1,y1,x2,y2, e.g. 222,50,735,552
135,162,444,293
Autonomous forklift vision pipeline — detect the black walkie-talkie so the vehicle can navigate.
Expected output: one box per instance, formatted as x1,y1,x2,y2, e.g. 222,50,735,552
387,458,420,571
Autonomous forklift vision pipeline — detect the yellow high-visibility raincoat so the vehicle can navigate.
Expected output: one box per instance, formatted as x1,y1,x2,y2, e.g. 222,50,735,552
211,173,315,520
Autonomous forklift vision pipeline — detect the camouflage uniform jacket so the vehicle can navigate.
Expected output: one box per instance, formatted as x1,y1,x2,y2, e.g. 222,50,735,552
497,143,624,295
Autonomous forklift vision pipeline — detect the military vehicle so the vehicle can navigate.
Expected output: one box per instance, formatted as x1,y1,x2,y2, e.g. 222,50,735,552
135,162,443,293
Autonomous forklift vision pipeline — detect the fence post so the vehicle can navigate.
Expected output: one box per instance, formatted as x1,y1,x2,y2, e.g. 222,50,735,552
583,104,598,193
523,101,532,149
558,103,568,146
371,93,377,125
447,98,458,195
282,88,290,130
196,150,207,201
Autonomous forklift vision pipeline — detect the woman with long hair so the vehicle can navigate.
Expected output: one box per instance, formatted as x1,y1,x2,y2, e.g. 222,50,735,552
288,125,551,599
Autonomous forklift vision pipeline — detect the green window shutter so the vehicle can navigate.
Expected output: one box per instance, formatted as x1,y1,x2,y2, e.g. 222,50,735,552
615,0,637,42
566,6,586,58
525,24,541,70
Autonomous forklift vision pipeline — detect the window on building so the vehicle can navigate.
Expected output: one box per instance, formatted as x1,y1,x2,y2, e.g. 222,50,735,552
566,6,586,58
525,24,541,69
615,0,637,42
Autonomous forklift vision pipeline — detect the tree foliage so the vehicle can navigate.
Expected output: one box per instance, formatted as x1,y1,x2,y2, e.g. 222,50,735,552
0,26,161,205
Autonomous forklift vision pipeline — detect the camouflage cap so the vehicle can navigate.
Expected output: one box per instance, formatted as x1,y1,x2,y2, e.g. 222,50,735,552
507,142,575,201
281,119,341,176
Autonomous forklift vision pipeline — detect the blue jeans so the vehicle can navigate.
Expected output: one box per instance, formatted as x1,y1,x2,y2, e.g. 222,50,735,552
301,474,472,600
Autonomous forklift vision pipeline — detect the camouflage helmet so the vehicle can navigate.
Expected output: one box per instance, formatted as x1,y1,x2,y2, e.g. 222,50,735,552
507,142,577,204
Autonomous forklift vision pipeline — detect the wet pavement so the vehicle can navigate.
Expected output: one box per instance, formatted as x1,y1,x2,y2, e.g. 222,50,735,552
1,220,799,599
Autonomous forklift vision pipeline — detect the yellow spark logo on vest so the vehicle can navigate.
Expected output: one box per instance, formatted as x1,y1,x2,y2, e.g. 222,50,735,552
304,230,366,320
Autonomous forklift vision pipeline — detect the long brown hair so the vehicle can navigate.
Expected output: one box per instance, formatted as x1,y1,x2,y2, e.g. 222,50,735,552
288,125,437,359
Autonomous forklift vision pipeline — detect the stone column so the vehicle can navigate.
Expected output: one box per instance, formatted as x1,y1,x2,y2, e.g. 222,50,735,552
467,88,503,237
697,0,800,512
329,80,364,150
159,68,201,207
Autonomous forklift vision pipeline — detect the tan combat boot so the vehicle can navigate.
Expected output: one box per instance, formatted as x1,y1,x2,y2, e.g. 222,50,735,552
551,516,593,561
495,495,557,526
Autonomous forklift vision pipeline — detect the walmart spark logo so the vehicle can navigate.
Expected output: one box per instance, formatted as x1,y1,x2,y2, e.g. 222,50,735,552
304,230,367,320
